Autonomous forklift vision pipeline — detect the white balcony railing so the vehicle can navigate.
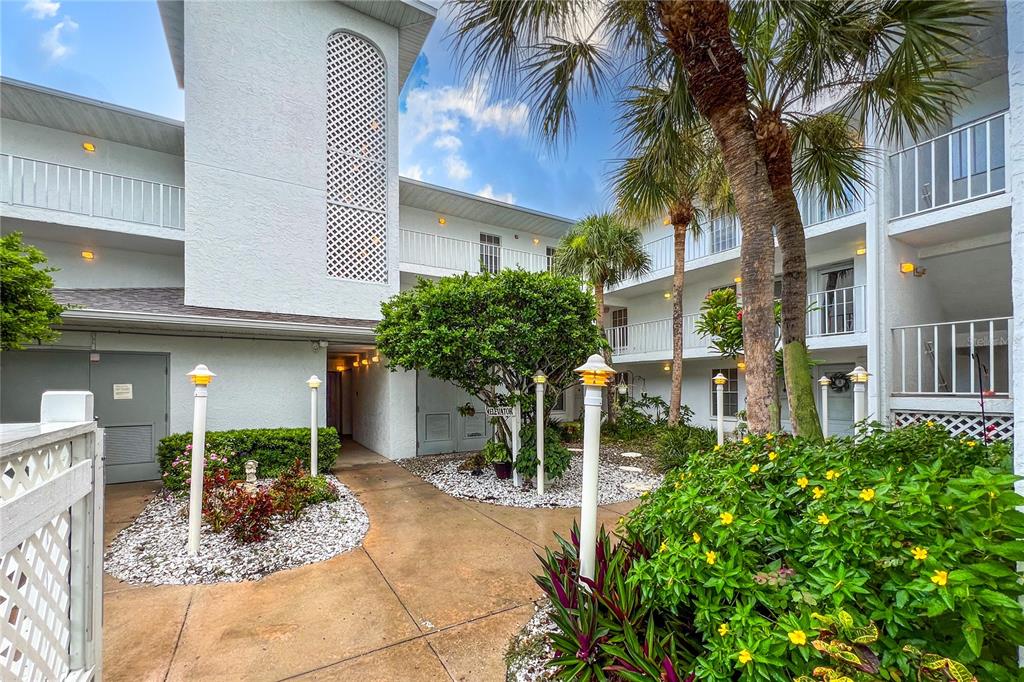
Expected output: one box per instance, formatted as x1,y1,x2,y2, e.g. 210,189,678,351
888,111,1007,220
400,229,551,274
806,285,866,337
892,317,1012,396
798,187,864,227
0,153,185,230
607,318,672,356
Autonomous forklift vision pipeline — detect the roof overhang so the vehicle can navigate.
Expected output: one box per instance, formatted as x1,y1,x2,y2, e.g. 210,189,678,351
157,0,436,90
0,77,184,156
399,177,575,238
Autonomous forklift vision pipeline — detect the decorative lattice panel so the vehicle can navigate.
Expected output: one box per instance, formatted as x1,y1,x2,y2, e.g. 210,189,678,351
1,440,72,500
1,510,73,682
326,31,388,283
891,411,1014,441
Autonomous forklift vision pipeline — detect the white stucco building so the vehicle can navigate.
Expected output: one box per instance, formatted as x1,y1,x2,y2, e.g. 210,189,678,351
0,1,1020,483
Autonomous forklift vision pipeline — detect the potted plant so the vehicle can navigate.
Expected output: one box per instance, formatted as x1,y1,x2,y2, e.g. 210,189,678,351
482,440,512,479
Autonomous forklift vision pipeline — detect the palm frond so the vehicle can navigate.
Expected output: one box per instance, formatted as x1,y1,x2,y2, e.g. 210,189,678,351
790,112,870,213
553,213,651,287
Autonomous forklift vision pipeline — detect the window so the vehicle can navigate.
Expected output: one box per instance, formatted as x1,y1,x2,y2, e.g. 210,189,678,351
710,368,739,418
480,233,501,273
325,32,388,282
611,308,628,328
546,246,557,273
819,265,854,335
609,308,629,350
552,390,566,412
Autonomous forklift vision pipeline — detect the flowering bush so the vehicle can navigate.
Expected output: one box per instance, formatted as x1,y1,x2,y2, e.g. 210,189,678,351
163,447,232,492
622,425,1023,681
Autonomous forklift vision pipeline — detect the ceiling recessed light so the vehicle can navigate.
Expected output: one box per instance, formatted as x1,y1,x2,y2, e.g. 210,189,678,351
532,238,540,245
663,292,671,299
82,141,96,152
438,216,446,225
856,247,867,256
81,250,95,260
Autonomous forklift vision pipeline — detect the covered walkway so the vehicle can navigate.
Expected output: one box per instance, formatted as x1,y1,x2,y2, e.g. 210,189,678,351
102,442,636,680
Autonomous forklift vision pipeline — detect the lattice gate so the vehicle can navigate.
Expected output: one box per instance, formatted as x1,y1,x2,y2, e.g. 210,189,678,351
891,411,1014,441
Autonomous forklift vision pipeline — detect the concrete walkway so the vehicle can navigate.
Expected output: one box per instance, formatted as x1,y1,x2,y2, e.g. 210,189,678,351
103,442,636,681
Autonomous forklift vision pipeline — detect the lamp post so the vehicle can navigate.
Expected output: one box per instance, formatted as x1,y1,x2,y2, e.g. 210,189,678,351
849,366,869,435
818,375,831,438
533,371,547,495
574,353,615,582
713,372,727,446
186,364,215,556
307,375,322,476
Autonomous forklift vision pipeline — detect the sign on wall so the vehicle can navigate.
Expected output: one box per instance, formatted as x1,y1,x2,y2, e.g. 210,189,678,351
112,383,133,400
485,406,515,418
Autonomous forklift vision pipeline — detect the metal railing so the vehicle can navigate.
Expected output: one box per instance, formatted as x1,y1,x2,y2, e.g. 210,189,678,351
798,187,864,227
891,317,1012,396
399,229,551,274
0,153,185,229
607,314,710,356
807,285,866,337
888,111,1007,220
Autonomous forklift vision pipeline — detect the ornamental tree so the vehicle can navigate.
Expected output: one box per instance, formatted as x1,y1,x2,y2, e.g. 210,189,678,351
376,269,604,446
1,232,66,351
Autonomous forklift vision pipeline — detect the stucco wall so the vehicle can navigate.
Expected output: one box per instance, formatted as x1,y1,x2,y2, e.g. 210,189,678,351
51,330,326,434
350,359,415,459
183,1,400,320
24,236,184,289
400,205,561,259
1006,1,1024,491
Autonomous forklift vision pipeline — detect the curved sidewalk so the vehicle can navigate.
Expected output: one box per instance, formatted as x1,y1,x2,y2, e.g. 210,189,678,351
102,442,636,681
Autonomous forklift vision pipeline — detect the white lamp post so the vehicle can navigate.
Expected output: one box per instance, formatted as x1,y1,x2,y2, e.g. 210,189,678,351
818,375,831,438
186,364,215,556
713,372,727,446
849,366,869,435
307,375,322,476
574,353,615,582
533,371,547,495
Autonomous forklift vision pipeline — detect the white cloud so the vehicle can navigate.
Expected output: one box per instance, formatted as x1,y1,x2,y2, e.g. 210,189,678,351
24,0,59,19
402,164,424,181
401,76,529,144
476,184,516,204
41,15,77,61
433,135,462,151
444,155,471,181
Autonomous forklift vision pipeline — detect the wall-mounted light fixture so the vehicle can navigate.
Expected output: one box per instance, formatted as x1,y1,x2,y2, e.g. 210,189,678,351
663,292,671,299
662,363,671,372
81,250,95,260
663,216,671,225
899,261,926,277
733,276,742,284
372,354,380,363
736,355,746,371
856,247,867,256
362,358,369,366
438,216,446,225
82,141,96,152
532,238,540,245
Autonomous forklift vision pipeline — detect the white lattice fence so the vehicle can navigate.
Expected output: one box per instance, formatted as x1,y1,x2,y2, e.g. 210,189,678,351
891,411,1014,441
325,31,388,283
1,415,103,682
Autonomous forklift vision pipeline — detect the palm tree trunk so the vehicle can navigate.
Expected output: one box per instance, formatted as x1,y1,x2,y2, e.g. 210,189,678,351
594,280,606,332
657,0,777,434
594,279,616,422
668,201,693,425
755,113,824,440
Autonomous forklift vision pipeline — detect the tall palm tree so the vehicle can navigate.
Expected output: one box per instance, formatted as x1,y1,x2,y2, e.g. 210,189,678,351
613,87,730,424
553,213,651,332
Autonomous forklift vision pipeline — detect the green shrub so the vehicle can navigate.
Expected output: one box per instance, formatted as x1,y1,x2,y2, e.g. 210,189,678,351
482,439,511,464
516,421,572,480
158,427,340,490
269,458,339,519
554,420,582,442
623,425,1023,681
605,393,672,442
655,424,717,473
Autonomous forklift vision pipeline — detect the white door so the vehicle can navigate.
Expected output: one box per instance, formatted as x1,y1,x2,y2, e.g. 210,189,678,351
817,364,856,436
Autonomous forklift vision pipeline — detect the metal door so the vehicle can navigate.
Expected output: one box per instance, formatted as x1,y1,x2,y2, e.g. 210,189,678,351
817,364,856,436
416,372,491,455
89,352,169,483
0,349,91,422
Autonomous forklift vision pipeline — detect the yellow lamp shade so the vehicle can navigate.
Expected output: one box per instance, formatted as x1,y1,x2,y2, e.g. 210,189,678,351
856,247,867,256
733,276,743,284
713,372,728,386
187,364,216,385
82,141,96,152
533,371,547,384
81,250,95,260
306,375,322,389
818,376,831,386
848,366,869,383
899,262,916,274
575,353,615,386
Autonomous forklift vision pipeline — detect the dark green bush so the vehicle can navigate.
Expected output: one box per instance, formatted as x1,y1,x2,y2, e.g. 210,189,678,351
554,420,582,442
158,427,340,489
624,425,1023,680
655,424,718,473
516,421,572,480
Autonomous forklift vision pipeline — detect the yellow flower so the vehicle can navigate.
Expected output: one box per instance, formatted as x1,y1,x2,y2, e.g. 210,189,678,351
788,630,807,646
826,469,839,481
926,420,934,427
817,513,830,525
911,546,928,561
706,550,717,565
738,650,752,665
618,516,625,525
659,541,668,553
813,486,826,500
749,464,760,474
931,570,948,587
692,531,701,543
714,444,721,452
859,488,875,502
718,623,729,636
768,451,778,461
719,511,734,525
897,466,904,472
742,436,751,445
765,432,775,440
796,476,809,489
674,481,682,490
989,491,997,499
641,490,650,497
679,472,687,481
966,440,977,448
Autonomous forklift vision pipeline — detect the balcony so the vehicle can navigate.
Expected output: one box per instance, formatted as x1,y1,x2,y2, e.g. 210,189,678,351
888,111,1007,221
0,154,185,230
891,317,1011,397
806,285,866,337
399,229,551,275
798,187,864,228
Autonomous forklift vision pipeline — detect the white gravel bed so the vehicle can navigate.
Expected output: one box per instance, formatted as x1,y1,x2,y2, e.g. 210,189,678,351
506,603,558,682
105,475,368,585
400,453,662,508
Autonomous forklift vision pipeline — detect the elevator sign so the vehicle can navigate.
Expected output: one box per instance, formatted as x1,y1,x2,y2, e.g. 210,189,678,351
485,406,515,418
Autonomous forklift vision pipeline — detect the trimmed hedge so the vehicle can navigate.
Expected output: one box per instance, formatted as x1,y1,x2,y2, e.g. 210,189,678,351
157,427,340,488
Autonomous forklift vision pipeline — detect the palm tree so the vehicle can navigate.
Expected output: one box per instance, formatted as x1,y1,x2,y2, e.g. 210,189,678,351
613,87,729,424
553,213,651,332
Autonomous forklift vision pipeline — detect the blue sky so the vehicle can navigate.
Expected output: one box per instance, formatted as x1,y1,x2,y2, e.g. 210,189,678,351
2,0,618,218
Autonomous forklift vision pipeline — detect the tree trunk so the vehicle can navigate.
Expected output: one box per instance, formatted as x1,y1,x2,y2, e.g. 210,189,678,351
594,280,606,332
657,0,777,434
668,200,693,425
594,279,616,421
755,112,824,440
